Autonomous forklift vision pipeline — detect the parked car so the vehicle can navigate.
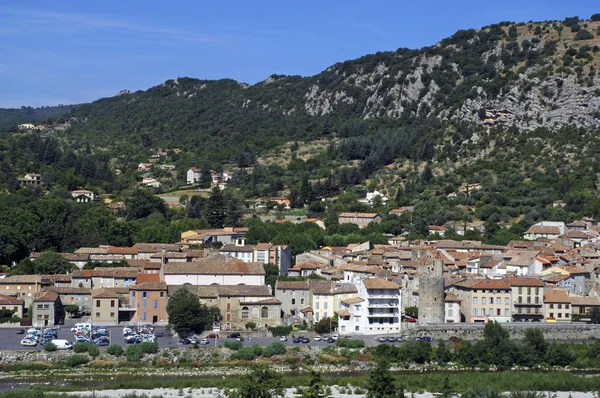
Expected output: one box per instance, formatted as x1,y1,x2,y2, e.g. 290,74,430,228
292,337,302,343
421,336,432,342
377,336,387,342
16,328,25,334
326,337,336,343
397,336,405,342
207,333,219,338
155,331,165,337
179,337,191,345
331,334,339,340
448,336,458,342
75,336,92,344
314,335,322,341
279,336,288,342
300,337,310,343
40,336,54,345
94,337,110,346
20,338,37,346
189,336,199,344
199,338,209,345
227,333,241,339
125,336,141,344
386,336,397,343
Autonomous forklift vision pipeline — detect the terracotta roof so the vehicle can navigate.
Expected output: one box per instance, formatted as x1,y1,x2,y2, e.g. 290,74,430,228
544,288,570,303
275,280,310,290
471,278,510,290
569,296,600,306
1,275,48,284
362,278,400,290
310,280,333,295
129,282,167,291
91,288,120,298
133,243,184,252
335,309,351,317
526,226,561,235
341,297,364,305
289,261,324,271
0,295,24,305
338,212,379,218
136,274,161,284
508,276,545,287
163,258,265,275
255,243,273,250
333,284,358,294
444,294,462,302
33,291,60,302
106,246,139,255
75,247,109,254
220,244,255,253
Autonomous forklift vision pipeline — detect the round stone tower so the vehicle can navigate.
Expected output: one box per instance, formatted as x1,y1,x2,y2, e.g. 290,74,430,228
418,259,445,324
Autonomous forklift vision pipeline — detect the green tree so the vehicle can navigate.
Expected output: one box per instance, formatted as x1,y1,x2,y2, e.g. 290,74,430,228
32,251,76,274
264,263,280,292
522,328,548,358
205,187,226,228
297,369,331,398
366,359,398,398
482,322,514,368
166,287,218,335
314,317,337,335
225,365,285,398
441,375,453,398
126,189,166,220
436,339,452,364
589,307,600,324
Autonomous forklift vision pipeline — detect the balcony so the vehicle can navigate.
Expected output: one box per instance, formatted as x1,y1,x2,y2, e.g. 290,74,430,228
513,301,542,306
368,302,398,308
368,294,399,299
368,313,400,317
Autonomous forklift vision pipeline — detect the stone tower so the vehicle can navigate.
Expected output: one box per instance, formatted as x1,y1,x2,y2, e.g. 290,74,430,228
418,259,445,324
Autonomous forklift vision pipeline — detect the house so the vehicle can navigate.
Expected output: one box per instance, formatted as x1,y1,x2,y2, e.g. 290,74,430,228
180,227,249,246
32,291,64,327
509,276,544,322
287,261,325,278
71,189,94,203
337,278,402,335
360,190,388,206
129,282,168,325
543,288,571,322
18,123,35,130
46,287,92,315
270,197,290,207
524,222,566,240
444,294,462,323
542,266,590,295
310,280,335,323
141,177,161,188
569,295,600,319
17,173,42,186
388,209,406,216
338,213,382,229
138,163,153,172
452,278,512,323
428,225,447,237
161,256,265,286
70,268,141,289
0,275,53,305
0,294,25,323
186,168,202,184
191,284,281,330
275,280,310,320
91,288,126,324
132,243,184,260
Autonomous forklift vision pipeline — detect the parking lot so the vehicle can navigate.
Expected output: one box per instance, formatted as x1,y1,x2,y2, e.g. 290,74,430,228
0,326,423,351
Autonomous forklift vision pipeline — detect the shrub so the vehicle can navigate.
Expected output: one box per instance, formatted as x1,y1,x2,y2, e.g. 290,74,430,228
575,30,594,40
592,13,600,22
262,342,286,357
336,339,365,349
223,340,243,351
139,342,158,354
231,346,262,361
269,326,291,337
65,354,89,367
73,343,90,353
126,344,144,362
106,344,123,356
87,344,100,358
44,342,57,352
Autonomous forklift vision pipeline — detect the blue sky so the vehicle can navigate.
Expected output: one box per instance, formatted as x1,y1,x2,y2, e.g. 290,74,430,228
1,1,598,108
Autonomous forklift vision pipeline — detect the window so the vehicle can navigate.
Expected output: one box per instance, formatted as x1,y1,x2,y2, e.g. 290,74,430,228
550,312,554,318
142,312,147,321
490,297,494,304
316,302,320,309
481,297,486,305
261,306,269,318
482,309,486,316
566,304,570,309
324,302,328,309
242,307,249,319
355,305,361,311
355,326,359,331
95,312,100,318
448,309,453,316
518,287,522,294
473,297,478,304
153,300,158,309
549,304,554,309
132,291,136,298
301,298,304,305
527,287,531,295
142,292,148,298
291,299,295,305
518,296,522,304
505,309,509,316
110,312,115,318
505,297,509,305
110,300,115,308
324,312,328,318
37,304,43,310
566,313,570,318
558,304,562,309
558,313,562,318
96,300,100,308
160,291,164,298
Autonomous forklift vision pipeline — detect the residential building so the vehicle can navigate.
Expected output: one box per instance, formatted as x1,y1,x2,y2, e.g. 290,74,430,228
186,168,202,184
509,276,544,322
524,222,566,240
71,189,95,203
32,291,63,327
274,280,310,319
0,294,25,322
47,287,92,315
543,288,571,322
338,213,382,229
180,227,249,246
453,278,512,323
310,280,335,323
337,278,402,335
444,294,462,323
161,256,265,286
129,282,168,325
17,173,42,186
91,288,121,324
0,275,53,304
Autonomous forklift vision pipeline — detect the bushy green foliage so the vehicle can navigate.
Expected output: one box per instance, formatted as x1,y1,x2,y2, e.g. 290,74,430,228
65,354,89,367
223,340,243,351
269,325,291,337
167,287,220,335
125,344,144,362
335,339,365,349
230,344,263,361
44,342,57,352
262,342,287,357
575,29,595,40
225,365,285,398
106,344,123,356
73,342,90,353
139,342,158,354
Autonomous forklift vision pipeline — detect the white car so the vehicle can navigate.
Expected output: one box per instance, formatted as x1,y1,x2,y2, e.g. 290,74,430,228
331,334,339,340
279,336,288,342
314,335,322,341
199,338,209,345
20,338,37,346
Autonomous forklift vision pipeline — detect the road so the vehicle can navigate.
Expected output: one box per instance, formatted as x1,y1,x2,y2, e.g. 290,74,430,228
0,327,416,351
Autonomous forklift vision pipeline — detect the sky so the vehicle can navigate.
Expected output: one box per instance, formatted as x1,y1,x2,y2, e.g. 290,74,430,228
1,1,599,108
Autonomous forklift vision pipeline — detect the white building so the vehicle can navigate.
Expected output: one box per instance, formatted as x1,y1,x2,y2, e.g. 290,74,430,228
337,277,401,335
187,168,202,184
161,256,265,286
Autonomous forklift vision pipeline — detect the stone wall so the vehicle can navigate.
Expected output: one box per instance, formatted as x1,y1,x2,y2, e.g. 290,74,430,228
409,323,600,340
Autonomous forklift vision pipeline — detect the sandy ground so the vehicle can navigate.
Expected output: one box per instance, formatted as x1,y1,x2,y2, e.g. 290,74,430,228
64,389,600,398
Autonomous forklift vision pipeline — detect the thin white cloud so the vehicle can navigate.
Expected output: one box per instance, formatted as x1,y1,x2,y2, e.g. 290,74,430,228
0,7,228,45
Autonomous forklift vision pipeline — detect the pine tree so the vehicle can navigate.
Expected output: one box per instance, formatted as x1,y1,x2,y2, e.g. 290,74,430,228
366,359,398,398
204,186,225,228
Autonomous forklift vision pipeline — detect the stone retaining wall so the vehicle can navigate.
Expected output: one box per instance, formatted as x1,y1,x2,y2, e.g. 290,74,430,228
409,323,600,340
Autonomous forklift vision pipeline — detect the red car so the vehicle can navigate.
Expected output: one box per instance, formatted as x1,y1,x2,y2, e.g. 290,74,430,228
207,333,219,338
